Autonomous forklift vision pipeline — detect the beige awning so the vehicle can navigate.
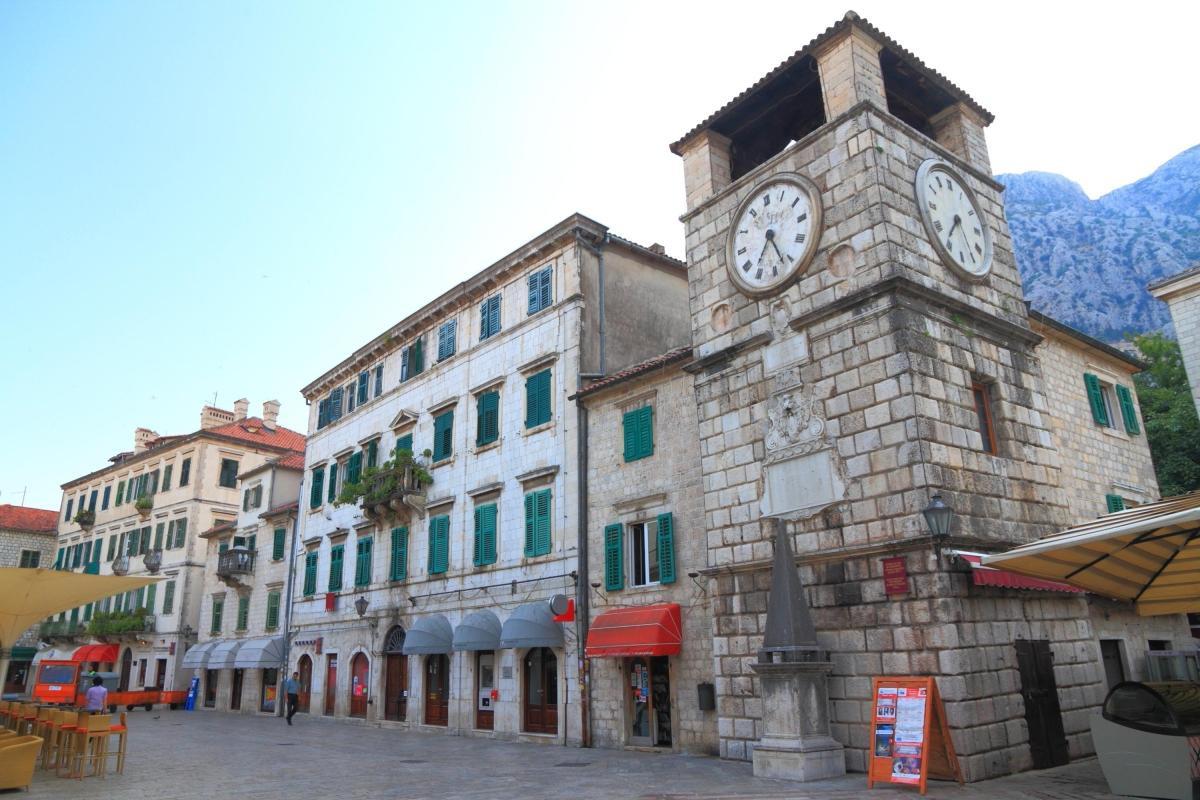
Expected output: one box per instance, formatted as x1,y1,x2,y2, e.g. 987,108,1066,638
982,493,1200,616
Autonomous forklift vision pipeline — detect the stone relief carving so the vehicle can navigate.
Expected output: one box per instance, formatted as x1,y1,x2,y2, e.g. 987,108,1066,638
763,368,827,461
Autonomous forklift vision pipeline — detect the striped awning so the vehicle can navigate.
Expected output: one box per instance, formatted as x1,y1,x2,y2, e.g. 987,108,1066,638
953,552,1084,594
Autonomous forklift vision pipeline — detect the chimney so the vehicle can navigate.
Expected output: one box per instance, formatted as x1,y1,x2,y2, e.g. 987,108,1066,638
233,398,249,422
133,428,159,454
648,243,666,255
262,400,280,431
200,405,234,430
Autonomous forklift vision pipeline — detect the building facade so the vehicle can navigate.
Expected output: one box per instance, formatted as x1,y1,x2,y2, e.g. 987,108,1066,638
0,504,58,694
1149,264,1200,418
45,399,304,698
288,214,689,747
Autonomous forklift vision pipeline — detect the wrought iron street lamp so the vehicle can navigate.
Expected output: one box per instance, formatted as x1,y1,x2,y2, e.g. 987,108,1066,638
354,595,369,618
922,494,953,538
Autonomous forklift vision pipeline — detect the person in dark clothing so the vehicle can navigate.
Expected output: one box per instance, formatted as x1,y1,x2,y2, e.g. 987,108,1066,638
285,671,300,725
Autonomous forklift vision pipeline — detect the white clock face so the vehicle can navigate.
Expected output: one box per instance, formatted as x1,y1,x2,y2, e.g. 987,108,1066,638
915,159,993,279
727,175,822,297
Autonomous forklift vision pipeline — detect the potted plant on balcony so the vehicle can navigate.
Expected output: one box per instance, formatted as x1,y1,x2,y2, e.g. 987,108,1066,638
134,495,153,518
73,508,96,530
334,446,432,518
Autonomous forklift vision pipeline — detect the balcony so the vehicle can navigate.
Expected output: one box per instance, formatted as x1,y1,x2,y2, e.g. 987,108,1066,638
40,620,84,640
87,611,156,639
360,466,429,520
217,547,256,588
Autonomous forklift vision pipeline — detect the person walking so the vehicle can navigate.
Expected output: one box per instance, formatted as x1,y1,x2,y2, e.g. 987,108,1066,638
285,671,300,725
84,675,108,712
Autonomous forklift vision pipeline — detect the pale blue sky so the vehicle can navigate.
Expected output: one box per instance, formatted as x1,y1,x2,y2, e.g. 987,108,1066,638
3,1,1197,510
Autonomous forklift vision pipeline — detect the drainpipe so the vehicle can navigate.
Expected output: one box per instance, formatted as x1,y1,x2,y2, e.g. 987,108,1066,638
277,481,304,717
575,401,592,748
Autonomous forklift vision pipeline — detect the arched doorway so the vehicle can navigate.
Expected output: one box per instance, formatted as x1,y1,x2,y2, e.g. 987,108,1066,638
118,648,133,692
383,626,407,721
523,647,558,734
349,653,369,718
296,655,312,713
324,654,338,716
424,654,449,726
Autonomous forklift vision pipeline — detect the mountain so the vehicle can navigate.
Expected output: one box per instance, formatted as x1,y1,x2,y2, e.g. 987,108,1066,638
999,144,1200,341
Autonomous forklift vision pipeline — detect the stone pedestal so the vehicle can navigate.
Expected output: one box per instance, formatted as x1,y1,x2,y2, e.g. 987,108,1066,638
749,660,846,781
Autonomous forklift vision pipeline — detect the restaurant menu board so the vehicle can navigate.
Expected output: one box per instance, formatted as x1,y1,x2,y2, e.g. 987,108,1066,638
867,677,962,795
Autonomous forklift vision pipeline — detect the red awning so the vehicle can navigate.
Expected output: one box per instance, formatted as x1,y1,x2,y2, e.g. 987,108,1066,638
72,644,120,663
955,552,1084,594
585,603,682,658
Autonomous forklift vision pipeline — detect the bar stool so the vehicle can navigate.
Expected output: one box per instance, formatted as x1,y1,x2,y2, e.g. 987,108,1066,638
68,713,111,780
39,710,65,770
4,702,21,732
0,700,10,727
54,710,85,776
46,710,79,771
100,712,128,776
19,704,39,736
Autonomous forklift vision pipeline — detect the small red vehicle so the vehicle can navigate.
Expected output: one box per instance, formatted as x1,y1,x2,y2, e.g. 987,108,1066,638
32,660,186,711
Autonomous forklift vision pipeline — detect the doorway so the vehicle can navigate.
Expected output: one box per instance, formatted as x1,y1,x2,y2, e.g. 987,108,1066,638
628,656,672,747
384,626,407,721
424,654,449,726
1100,640,1126,690
297,655,312,712
204,670,218,708
119,648,132,691
523,647,558,734
324,654,338,716
1015,639,1069,769
231,669,244,711
476,651,495,730
154,658,167,690
349,653,369,718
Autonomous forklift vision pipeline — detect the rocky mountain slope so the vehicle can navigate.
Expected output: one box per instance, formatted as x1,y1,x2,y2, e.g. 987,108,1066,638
1000,144,1200,341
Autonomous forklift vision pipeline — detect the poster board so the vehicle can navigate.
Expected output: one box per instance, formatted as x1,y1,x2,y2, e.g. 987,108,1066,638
867,676,962,795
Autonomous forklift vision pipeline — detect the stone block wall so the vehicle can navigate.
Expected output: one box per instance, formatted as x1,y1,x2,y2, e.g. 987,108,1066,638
1,528,57,647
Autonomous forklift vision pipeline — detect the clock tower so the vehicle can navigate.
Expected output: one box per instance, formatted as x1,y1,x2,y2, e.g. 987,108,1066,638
672,13,1076,779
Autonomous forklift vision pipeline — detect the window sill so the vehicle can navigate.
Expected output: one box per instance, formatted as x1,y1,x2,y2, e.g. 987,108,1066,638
473,439,502,455
523,420,554,437
1100,425,1130,442
431,457,455,470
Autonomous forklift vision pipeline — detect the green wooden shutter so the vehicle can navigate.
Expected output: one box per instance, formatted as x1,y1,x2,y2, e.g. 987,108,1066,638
237,596,249,630
211,598,223,633
474,504,497,566
604,523,624,591
390,527,408,581
162,464,172,491
116,481,125,505
355,537,373,587
412,337,424,375
173,519,187,548
524,493,536,556
327,462,338,502
154,522,165,550
638,406,654,458
656,512,676,584
329,545,344,591
528,272,540,313
348,451,363,484
163,581,175,614
525,370,551,428
1084,373,1109,426
395,433,413,455
1106,494,1126,513
303,552,318,596
477,391,499,446
310,469,324,509
433,410,454,461
367,439,379,469
429,516,449,574
1115,385,1140,434
534,489,552,556
266,592,280,629
273,528,286,560
473,505,484,567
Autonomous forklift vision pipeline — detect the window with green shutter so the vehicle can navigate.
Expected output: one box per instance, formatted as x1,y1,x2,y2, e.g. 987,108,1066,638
433,410,454,461
135,586,145,610
476,391,500,447
328,545,344,592
395,433,413,455
162,464,172,491
83,602,93,621
437,319,457,361
102,485,111,510
480,295,501,340
1084,373,1110,426
604,523,623,591
310,468,325,509
236,596,249,630
173,519,187,549
1106,494,1126,513
1115,384,1141,434
527,266,552,314
154,522,165,551
355,537,373,587
401,337,425,381
623,405,654,461
525,369,552,428
656,512,677,584
327,462,338,503
390,526,408,581
180,458,191,486
357,370,370,406
474,504,498,566
146,582,157,614
140,526,151,555
347,451,363,485
266,591,280,630
366,438,380,469
523,489,552,557
303,552,318,596
162,581,175,615
211,597,224,634
219,459,239,488
428,515,449,574
272,528,286,561
116,481,125,505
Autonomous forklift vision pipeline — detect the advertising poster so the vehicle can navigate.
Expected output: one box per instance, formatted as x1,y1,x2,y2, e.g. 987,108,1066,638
876,695,896,720
895,695,927,743
891,743,923,784
867,677,962,795
874,725,894,758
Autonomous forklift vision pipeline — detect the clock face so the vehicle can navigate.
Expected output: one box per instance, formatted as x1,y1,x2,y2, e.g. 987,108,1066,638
726,174,823,298
915,159,994,279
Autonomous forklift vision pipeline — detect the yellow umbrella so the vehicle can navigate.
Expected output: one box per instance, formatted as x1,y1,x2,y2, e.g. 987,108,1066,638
0,568,160,691
982,493,1200,616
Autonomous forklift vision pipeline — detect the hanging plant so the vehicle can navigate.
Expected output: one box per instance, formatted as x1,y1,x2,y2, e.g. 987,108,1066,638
334,446,432,508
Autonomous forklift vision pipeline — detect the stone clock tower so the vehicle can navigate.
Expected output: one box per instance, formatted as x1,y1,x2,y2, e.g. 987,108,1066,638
672,12,1083,781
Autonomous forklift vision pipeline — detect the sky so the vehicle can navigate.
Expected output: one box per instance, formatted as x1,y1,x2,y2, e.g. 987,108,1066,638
2,1,1198,511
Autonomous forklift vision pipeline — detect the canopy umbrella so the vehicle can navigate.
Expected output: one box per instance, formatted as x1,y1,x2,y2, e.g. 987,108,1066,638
982,493,1200,616
0,568,160,691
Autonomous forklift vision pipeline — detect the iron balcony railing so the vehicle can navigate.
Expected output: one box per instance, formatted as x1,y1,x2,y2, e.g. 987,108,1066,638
217,547,256,578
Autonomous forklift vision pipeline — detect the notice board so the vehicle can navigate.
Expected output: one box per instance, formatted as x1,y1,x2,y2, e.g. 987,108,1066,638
867,676,962,795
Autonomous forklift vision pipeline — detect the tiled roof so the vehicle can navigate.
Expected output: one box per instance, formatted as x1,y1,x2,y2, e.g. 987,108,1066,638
261,501,299,519
201,520,236,538
1148,261,1200,291
198,418,305,453
274,452,307,471
569,347,693,400
0,504,58,533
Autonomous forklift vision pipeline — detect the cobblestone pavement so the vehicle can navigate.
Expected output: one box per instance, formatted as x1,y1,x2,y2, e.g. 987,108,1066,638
26,710,1118,799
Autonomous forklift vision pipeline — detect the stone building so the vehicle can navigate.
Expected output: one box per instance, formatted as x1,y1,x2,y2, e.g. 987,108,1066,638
289,213,689,746
666,11,1189,781
43,399,304,697
0,504,58,694
570,347,717,754
1149,263,1200,418
189,452,303,714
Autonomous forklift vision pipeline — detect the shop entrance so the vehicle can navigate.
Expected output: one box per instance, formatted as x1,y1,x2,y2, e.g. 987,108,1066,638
297,655,312,712
425,654,449,726
154,658,167,689
476,651,495,730
627,656,672,747
204,670,218,708
231,668,244,710
523,647,558,734
349,653,369,718
384,626,407,721
1015,638,1069,769
324,654,338,716
119,648,132,691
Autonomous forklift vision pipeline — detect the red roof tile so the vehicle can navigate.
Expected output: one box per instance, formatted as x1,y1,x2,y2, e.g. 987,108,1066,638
569,347,693,400
261,501,299,518
0,504,59,533
203,418,306,453
274,452,307,471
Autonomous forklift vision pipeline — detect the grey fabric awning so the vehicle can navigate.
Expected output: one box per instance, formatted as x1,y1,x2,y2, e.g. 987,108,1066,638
401,614,454,655
499,601,564,650
180,640,219,669
207,639,245,670
233,636,285,669
453,610,502,651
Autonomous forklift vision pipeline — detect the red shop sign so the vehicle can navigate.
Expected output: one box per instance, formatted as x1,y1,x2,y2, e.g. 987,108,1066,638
883,557,909,597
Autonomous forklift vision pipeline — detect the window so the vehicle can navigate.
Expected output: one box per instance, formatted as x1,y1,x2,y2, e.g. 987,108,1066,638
401,337,425,382
345,381,358,414
64,497,73,522
162,464,173,491
102,485,111,510
266,591,281,630
629,514,677,586
18,550,39,568
211,597,224,634
1106,494,1126,513
1115,384,1141,435
346,451,363,486
310,467,325,509
154,522,165,550
272,528,286,561
433,409,454,461
140,525,151,555
329,545,345,592
357,370,370,406
87,490,96,512
116,481,125,505
971,381,997,454
303,552,318,596
366,438,380,470
390,526,408,581
437,319,457,361
525,369,552,428
523,489,552,557
395,433,413,455
327,462,338,503
428,515,449,575
1085,373,1119,429
236,596,249,631
148,470,160,495
106,535,117,561
162,580,175,615
374,364,384,398
180,458,191,487
355,537,373,587
622,405,654,462
476,391,500,447
474,504,498,567
527,266,552,314
480,295,501,340
172,519,187,548
219,459,239,488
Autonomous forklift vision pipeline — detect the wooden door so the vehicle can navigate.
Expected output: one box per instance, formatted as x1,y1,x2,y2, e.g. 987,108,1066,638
476,651,495,730
1015,639,1069,769
119,648,132,691
204,670,218,707
324,655,338,716
349,653,369,718
1100,640,1126,690
155,658,167,689
523,647,558,734
424,654,449,726
231,669,243,711
385,654,407,721
297,655,312,712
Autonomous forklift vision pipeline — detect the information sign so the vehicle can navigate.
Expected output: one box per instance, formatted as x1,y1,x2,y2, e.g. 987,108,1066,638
867,676,961,795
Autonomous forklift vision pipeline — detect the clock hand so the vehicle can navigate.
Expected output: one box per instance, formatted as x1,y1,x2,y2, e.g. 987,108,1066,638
769,237,787,264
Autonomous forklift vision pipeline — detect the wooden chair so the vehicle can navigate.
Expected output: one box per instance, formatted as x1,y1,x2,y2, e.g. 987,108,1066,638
54,710,85,777
3,702,21,732
18,704,39,736
67,713,111,780
0,700,10,728
101,712,128,776
38,710,66,771
0,735,44,791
